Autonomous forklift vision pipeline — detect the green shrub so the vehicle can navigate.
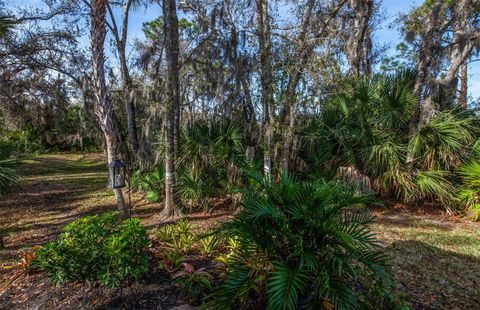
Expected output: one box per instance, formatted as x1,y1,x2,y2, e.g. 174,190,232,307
198,233,218,256
31,213,150,288
209,173,393,309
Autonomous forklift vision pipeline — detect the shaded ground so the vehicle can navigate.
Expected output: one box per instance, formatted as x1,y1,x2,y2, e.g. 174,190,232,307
1,153,479,309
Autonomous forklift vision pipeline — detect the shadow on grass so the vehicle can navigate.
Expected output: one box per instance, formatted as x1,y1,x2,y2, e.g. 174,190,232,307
388,240,480,309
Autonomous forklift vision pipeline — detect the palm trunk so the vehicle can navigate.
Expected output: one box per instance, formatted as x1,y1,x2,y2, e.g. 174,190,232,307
90,0,126,217
161,0,182,218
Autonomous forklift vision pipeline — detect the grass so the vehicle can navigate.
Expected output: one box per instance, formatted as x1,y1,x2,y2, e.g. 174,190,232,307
373,214,480,309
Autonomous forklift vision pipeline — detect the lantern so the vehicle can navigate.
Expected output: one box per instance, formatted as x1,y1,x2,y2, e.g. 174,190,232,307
107,159,126,189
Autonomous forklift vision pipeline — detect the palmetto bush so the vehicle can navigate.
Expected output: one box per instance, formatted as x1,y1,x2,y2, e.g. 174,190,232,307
0,142,17,197
131,165,165,202
210,174,393,309
0,159,17,197
457,160,480,221
297,71,476,209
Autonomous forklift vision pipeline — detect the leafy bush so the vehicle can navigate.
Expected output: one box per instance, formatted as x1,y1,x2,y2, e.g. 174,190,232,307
6,126,44,154
31,213,150,288
297,72,476,212
210,174,393,309
198,233,219,256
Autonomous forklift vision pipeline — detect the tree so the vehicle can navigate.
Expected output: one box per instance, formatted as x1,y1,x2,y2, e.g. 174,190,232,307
90,0,127,217
106,0,140,156
161,0,182,218
402,0,480,170
279,0,347,172
346,0,374,77
256,0,275,177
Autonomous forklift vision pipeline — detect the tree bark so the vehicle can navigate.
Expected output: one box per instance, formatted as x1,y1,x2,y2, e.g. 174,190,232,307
459,61,468,109
90,0,127,218
161,0,182,218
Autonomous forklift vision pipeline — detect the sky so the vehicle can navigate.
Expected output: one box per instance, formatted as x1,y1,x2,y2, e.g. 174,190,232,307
8,0,480,101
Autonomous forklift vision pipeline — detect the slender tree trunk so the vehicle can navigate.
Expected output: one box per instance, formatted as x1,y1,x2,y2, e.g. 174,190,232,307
107,0,140,155
438,0,474,92
161,0,182,218
0,235,5,250
405,0,442,171
280,0,346,172
459,61,468,109
256,0,274,177
90,0,127,217
241,78,256,162
347,0,373,77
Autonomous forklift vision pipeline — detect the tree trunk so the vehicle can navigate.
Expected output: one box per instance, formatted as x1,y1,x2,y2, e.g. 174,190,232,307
459,61,468,109
161,0,182,218
0,235,5,250
347,0,373,77
438,0,475,92
241,78,256,162
405,0,443,171
280,0,346,172
90,0,127,218
256,0,274,177
107,0,140,156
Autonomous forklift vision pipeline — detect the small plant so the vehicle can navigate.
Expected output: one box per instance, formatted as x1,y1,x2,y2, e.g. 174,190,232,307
173,262,212,303
175,219,192,235
198,234,218,256
159,250,184,272
31,213,150,288
131,165,165,202
156,220,196,253
174,233,196,254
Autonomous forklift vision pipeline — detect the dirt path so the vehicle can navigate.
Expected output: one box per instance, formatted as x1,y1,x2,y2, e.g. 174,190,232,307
1,153,479,309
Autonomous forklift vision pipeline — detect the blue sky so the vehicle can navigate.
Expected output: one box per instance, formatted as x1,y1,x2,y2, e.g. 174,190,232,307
9,0,480,100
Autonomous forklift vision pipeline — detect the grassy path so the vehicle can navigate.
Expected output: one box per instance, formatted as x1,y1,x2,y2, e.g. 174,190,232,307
0,153,479,309
0,154,116,262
